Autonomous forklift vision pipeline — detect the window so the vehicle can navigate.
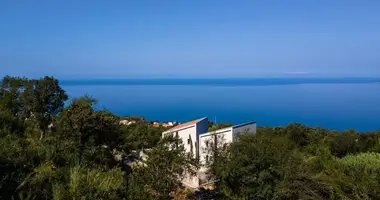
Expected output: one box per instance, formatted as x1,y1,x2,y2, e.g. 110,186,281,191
205,155,209,163
205,141,209,148
188,134,192,144
174,132,179,148
195,141,198,158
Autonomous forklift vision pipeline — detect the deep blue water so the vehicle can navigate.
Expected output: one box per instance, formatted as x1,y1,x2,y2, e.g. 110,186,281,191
61,78,380,132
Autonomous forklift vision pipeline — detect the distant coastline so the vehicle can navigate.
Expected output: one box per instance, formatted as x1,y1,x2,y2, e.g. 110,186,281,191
60,77,380,87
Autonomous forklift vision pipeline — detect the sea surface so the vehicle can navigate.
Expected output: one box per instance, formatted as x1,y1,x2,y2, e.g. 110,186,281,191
61,78,380,132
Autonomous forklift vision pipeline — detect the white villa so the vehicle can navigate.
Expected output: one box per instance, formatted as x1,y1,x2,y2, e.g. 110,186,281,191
162,117,256,188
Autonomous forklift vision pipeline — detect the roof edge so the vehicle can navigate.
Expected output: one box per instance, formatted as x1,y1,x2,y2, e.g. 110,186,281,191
163,117,208,133
200,121,256,135
232,121,256,129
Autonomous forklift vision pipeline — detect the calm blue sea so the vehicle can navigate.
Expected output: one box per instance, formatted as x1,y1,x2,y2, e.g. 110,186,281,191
61,78,380,132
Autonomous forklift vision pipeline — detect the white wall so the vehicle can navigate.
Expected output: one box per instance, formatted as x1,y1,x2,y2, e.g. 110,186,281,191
232,123,257,141
162,120,256,188
195,118,209,160
199,127,233,166
163,126,199,188
163,125,197,157
182,172,199,188
198,123,256,169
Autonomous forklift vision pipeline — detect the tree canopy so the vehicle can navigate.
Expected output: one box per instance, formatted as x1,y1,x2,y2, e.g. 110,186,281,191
204,125,380,200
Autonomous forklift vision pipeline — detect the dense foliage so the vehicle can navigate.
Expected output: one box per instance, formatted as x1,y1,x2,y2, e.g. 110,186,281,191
205,125,380,200
0,76,194,200
1,75,379,200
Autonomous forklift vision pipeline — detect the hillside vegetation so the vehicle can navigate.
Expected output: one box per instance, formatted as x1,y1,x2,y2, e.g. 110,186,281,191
0,75,379,200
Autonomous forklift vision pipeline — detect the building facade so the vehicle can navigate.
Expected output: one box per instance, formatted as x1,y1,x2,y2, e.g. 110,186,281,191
162,117,256,188
162,117,208,159
162,117,209,188
199,121,257,166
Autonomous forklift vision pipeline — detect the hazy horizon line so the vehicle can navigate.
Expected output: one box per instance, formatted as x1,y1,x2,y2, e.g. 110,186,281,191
1,74,380,80
58,76,380,80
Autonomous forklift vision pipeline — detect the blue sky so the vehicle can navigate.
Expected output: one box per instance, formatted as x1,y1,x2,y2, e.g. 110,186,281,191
0,0,379,78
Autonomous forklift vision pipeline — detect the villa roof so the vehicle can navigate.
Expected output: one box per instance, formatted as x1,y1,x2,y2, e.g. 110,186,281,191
164,117,207,133
200,121,256,135
232,121,256,129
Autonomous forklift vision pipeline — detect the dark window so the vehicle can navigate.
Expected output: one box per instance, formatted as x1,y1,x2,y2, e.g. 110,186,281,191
195,141,198,158
205,141,209,147
206,155,209,163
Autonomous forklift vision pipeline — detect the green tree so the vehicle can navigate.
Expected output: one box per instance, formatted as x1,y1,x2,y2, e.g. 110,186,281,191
22,76,68,139
53,96,121,168
208,131,293,200
327,129,359,157
120,122,165,152
0,76,28,116
127,134,198,200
